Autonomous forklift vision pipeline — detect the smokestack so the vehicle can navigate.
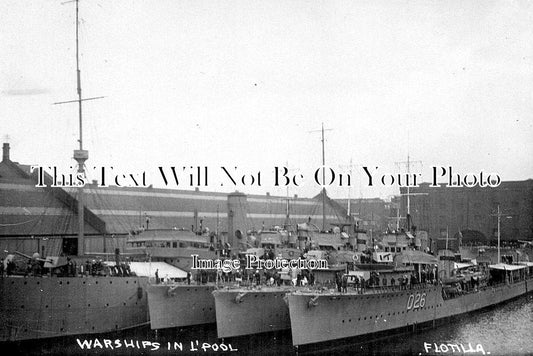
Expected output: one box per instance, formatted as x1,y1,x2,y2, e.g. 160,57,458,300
2,143,10,162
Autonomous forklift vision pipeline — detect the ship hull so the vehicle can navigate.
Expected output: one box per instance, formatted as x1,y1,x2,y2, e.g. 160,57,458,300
147,284,216,329
288,279,532,346
0,276,149,342
213,288,293,338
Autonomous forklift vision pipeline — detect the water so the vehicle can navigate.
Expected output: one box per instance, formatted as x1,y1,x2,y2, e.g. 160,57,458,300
4,294,533,356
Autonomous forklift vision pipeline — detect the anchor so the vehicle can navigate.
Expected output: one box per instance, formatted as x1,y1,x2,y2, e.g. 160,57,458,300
235,292,247,303
308,296,319,308
167,286,179,297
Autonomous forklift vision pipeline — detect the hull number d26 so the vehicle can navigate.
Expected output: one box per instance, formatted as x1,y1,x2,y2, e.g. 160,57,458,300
407,293,426,310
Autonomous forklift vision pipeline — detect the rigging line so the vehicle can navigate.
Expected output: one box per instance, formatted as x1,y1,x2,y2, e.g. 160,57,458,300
17,186,46,234
26,192,55,237
92,185,133,234
89,187,119,250
0,184,56,230
92,187,133,252
0,218,42,227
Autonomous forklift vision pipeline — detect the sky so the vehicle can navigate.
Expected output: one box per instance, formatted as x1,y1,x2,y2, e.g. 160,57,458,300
1,0,532,200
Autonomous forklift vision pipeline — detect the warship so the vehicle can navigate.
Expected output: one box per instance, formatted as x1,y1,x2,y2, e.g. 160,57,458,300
146,227,300,331
212,213,369,339
213,124,369,340
0,274,149,342
287,262,533,347
0,1,151,342
130,228,219,330
146,283,217,330
286,208,533,347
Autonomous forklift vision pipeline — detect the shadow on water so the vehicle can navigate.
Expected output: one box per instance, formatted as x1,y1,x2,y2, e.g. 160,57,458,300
3,294,532,356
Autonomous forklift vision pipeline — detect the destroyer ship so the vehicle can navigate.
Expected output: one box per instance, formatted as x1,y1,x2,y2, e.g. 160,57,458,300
286,207,533,347
213,215,369,339
131,228,219,330
213,124,370,340
287,261,533,347
145,227,300,331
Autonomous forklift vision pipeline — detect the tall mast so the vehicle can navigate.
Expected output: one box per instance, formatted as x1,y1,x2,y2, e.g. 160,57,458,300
284,161,291,228
496,205,501,264
396,146,424,232
53,0,105,255
340,158,355,218
73,0,88,256
76,0,83,151
309,123,332,231
321,123,326,231
489,205,510,264
406,153,411,231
